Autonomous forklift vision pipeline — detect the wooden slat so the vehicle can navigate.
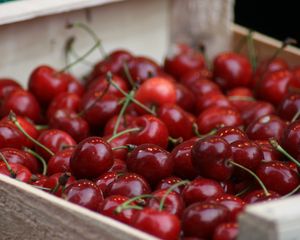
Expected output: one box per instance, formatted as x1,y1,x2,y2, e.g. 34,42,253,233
0,174,157,240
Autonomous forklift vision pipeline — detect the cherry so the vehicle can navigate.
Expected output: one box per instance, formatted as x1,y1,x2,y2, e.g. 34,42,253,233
95,172,119,197
216,126,248,144
180,68,213,87
0,122,28,149
187,79,221,97
63,179,104,211
28,65,69,106
0,162,32,183
131,208,181,240
213,52,252,89
31,174,48,187
64,73,84,96
196,92,233,114
164,44,205,79
98,195,137,225
242,189,281,204
283,121,300,158
246,115,286,142
191,136,233,181
155,176,184,194
175,83,196,113
1,89,41,123
278,94,300,121
104,114,135,136
130,115,169,149
169,138,198,179
196,106,242,134
106,172,151,198
0,78,22,101
47,148,73,176
43,172,75,197
227,87,254,98
105,133,132,161
213,222,239,240
182,202,229,239
148,189,185,217
182,178,224,205
157,104,195,141
256,161,299,195
109,158,127,173
254,140,282,162
70,137,113,179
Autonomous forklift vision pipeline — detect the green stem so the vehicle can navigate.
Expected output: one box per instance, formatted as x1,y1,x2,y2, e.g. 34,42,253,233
9,112,54,157
291,110,300,123
108,128,141,143
123,62,135,88
269,138,300,168
111,144,136,151
282,185,300,199
246,29,257,70
229,160,270,196
35,125,49,131
235,185,252,197
23,147,47,176
0,152,16,178
159,180,190,211
115,194,153,214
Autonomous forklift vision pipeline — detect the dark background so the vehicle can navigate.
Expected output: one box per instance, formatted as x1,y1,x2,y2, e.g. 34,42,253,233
235,0,300,47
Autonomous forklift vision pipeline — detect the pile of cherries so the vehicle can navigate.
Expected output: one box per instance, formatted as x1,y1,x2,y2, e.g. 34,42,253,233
1,34,300,240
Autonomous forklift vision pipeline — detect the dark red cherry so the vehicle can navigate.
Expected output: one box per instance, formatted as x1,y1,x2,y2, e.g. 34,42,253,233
47,148,73,176
104,133,131,161
131,208,181,240
103,114,135,136
227,87,254,98
155,176,184,194
175,83,196,113
63,179,104,211
283,121,300,158
191,136,233,181
109,158,127,173
216,126,248,144
0,162,32,183
157,104,195,141
213,52,252,89
182,202,229,239
246,115,286,142
43,172,75,197
0,122,28,149
213,222,239,240
106,172,151,198
95,171,119,197
127,144,172,185
254,140,282,162
70,137,113,179
196,106,243,134
188,78,221,97
180,68,213,87
243,189,280,203
64,73,84,96
0,78,22,101
278,94,300,121
196,92,232,114
182,178,224,205
257,161,299,195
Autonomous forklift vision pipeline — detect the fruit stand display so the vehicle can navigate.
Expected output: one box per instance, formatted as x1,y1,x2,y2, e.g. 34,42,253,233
1,1,300,240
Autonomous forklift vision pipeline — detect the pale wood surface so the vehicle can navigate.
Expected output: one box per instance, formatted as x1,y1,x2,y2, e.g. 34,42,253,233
0,174,157,240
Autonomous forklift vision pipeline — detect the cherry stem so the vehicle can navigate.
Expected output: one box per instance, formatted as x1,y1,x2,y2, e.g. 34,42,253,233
9,111,54,157
106,72,156,116
123,62,135,89
291,110,300,123
51,172,71,194
235,185,252,197
159,180,190,211
23,147,47,176
246,29,257,70
107,127,141,143
67,22,107,58
113,90,135,135
0,152,16,178
35,125,49,131
228,96,256,102
282,184,300,199
168,136,183,146
192,123,218,138
268,38,297,64
111,144,136,152
228,160,270,196
269,138,300,168
115,194,153,213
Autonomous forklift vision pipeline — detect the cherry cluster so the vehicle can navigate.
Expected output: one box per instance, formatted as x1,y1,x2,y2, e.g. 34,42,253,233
1,35,300,240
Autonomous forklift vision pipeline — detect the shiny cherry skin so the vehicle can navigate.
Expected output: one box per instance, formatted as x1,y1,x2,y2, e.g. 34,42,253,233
148,189,185,217
130,115,169,149
254,140,282,162
182,202,229,239
164,44,205,79
64,73,84,97
31,174,48,187
283,121,300,158
98,195,137,225
227,87,254,98
0,162,32,183
131,208,181,240
213,52,252,89
63,179,104,211
104,133,131,161
213,222,239,240
0,148,39,174
95,171,119,197
103,114,135,136
192,136,233,181
208,194,245,221
257,161,299,195
70,137,113,179
216,126,248,144
46,92,81,119
196,92,233,114
157,104,195,141
49,109,90,142
187,78,221,97
0,78,22,101
257,69,293,106
109,158,127,173
36,129,76,161
196,106,243,134
1,89,41,122
106,172,151,198
182,178,224,205
243,189,281,204
175,83,196,113
169,138,198,179
180,68,213,87
47,148,74,176
278,94,300,121
246,115,286,142
0,122,28,149
155,176,184,194
28,65,69,106
127,144,172,185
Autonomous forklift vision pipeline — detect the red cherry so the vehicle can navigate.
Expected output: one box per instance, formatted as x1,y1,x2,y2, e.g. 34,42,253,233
63,179,104,211
131,208,181,240
278,94,300,121
95,171,119,197
213,222,239,240
191,136,233,181
47,148,73,176
104,114,135,136
182,178,224,205
187,78,221,97
254,140,282,162
216,126,248,144
43,172,75,197
109,158,127,173
243,189,280,203
70,137,113,179
0,122,28,149
175,83,196,113
104,133,131,161
63,73,84,96
283,121,300,158
227,87,254,98
155,176,184,194
180,68,213,87
213,52,252,89
196,92,233,114
182,202,229,239
0,162,32,183
106,172,151,198
0,78,22,100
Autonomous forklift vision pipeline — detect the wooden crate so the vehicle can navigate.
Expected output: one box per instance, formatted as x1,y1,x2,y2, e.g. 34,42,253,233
1,1,300,239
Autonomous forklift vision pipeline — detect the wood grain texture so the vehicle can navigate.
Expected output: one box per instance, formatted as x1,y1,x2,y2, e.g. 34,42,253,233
0,174,157,240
